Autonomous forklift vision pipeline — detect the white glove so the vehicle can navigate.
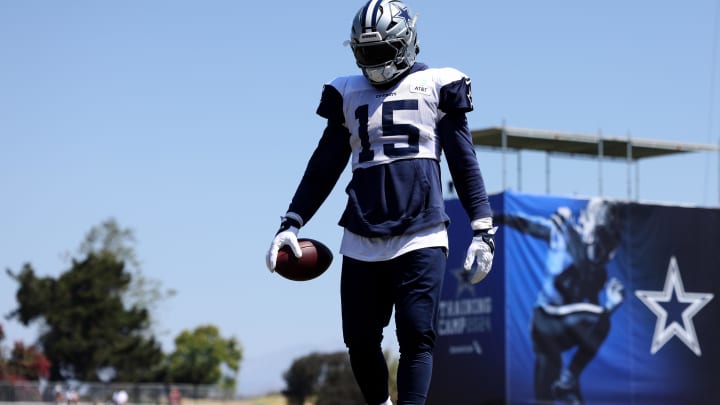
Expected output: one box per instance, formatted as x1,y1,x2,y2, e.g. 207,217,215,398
463,219,498,284
265,214,303,272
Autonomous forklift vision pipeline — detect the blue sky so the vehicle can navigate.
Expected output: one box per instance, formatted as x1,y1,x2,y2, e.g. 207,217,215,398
1,0,719,397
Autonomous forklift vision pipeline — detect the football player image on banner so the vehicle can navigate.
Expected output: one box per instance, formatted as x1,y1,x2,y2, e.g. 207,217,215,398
499,197,626,404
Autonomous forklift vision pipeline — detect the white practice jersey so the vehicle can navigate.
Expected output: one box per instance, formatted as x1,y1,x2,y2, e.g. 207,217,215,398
326,66,473,171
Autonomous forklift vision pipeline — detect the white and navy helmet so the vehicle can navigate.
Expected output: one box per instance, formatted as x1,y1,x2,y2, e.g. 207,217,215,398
349,0,419,85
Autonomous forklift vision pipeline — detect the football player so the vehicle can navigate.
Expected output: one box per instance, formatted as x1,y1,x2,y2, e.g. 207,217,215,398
266,1,496,404
499,198,625,405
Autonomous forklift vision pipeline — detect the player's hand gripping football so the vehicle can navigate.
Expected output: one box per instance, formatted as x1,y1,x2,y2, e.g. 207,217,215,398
265,214,303,272
463,218,498,284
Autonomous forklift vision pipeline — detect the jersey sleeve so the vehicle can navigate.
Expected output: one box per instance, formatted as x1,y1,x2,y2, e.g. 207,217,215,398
438,108,492,222
316,83,345,123
438,71,474,114
286,121,351,225
287,82,351,225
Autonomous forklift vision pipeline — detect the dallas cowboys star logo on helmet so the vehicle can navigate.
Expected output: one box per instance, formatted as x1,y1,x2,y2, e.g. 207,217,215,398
395,7,411,24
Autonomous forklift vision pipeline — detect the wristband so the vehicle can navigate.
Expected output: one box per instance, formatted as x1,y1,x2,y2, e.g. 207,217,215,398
276,212,303,234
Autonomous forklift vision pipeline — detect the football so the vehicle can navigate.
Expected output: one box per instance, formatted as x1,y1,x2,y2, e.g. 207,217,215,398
275,238,333,281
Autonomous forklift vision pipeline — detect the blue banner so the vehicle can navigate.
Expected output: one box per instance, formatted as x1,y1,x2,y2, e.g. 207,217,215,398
427,194,506,404
429,191,719,405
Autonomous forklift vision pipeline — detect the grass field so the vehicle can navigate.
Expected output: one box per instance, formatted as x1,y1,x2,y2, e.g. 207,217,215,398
0,398,294,405
189,395,309,405
226,395,285,405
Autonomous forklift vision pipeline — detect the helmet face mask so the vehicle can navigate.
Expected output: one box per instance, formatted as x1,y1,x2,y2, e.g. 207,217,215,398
352,40,405,66
349,0,418,85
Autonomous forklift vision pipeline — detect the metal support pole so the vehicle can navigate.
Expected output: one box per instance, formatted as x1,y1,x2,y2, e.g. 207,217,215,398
627,133,633,200
636,160,640,201
517,151,522,192
598,130,604,197
501,121,507,190
546,153,551,194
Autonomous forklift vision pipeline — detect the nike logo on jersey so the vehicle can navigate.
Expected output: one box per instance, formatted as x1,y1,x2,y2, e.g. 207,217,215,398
465,78,474,108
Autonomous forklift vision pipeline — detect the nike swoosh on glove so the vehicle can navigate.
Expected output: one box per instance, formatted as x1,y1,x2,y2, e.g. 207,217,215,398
463,226,498,284
265,215,303,272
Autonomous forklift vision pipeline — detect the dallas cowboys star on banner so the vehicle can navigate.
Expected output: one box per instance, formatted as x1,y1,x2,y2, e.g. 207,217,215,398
427,191,719,405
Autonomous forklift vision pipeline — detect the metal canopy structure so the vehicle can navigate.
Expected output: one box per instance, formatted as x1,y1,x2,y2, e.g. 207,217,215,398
469,126,720,201
471,126,717,160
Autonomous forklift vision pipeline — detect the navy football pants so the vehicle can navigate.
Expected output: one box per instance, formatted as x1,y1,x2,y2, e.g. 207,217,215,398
341,247,446,405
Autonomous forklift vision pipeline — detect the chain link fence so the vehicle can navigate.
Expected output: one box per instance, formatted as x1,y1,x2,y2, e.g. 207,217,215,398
0,381,228,404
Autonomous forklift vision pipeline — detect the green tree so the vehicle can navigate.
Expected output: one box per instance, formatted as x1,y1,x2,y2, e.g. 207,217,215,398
283,352,324,405
6,254,164,382
5,219,175,382
167,325,242,396
283,351,364,405
314,352,363,405
74,218,176,336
